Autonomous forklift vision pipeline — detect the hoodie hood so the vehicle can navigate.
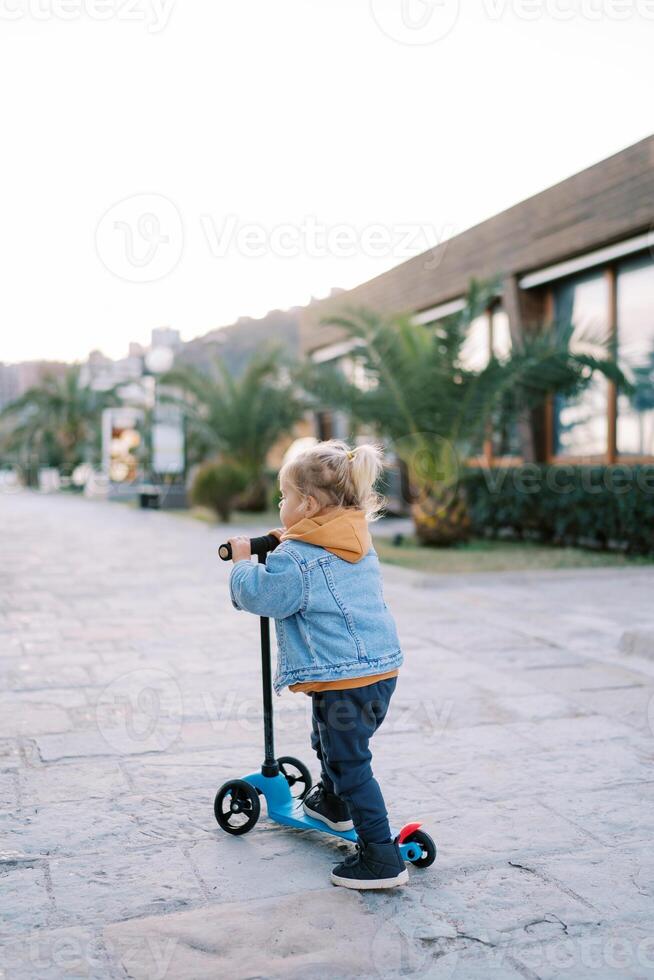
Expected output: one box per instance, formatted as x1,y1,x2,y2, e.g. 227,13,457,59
279,508,371,563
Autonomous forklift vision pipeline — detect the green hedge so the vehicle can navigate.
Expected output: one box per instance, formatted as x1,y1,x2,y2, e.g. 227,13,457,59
463,465,654,555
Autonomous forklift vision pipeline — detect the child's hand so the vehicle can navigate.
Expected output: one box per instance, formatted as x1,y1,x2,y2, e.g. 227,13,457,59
227,536,251,563
267,527,285,541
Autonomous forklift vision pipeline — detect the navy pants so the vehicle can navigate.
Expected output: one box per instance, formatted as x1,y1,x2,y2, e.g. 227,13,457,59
310,676,397,844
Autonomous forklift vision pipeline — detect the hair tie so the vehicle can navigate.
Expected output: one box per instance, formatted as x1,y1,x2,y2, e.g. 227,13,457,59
346,450,355,460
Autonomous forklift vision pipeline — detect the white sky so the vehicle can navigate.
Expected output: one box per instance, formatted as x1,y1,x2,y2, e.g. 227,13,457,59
1,0,653,363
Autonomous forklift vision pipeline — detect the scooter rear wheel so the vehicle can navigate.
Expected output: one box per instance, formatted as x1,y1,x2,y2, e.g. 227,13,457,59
214,779,260,835
404,829,437,868
277,756,312,800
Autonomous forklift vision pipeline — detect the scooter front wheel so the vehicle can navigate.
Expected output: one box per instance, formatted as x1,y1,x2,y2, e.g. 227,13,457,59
277,756,312,800
214,779,260,835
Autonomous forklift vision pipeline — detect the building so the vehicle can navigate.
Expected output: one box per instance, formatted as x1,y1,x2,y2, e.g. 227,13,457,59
300,135,654,466
0,360,67,411
82,328,181,396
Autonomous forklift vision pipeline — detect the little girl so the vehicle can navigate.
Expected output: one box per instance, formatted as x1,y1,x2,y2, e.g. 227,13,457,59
227,439,406,889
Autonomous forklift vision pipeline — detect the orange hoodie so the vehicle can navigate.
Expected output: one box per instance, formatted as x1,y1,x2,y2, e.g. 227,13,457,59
268,508,399,694
280,507,371,562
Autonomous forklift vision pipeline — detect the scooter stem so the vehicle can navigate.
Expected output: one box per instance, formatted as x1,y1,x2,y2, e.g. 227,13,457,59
258,551,279,778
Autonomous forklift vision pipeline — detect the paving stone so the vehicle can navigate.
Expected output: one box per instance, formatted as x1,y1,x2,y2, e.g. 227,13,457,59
121,745,262,794
0,860,53,936
417,863,601,944
0,770,18,809
509,663,651,695
0,926,113,980
510,713,637,748
510,920,654,979
0,702,72,738
0,688,88,710
620,626,654,659
411,798,595,870
5,665,92,692
564,684,654,733
0,798,145,857
189,824,351,902
524,844,654,919
544,783,654,847
17,760,130,807
104,887,412,979
49,846,204,927
34,730,172,762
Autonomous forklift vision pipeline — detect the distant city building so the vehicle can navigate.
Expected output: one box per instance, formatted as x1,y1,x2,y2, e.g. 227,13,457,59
81,328,181,395
0,360,67,410
81,348,143,393
151,326,181,351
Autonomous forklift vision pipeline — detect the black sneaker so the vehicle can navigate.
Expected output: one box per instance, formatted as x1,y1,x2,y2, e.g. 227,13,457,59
303,782,354,832
330,840,408,890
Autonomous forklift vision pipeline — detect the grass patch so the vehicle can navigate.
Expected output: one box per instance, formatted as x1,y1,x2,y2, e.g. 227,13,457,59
372,535,654,574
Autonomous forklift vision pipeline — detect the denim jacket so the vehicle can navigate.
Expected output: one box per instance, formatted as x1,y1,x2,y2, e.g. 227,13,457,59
229,540,403,694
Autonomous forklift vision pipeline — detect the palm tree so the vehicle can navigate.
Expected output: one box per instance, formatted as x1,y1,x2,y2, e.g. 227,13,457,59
0,365,119,482
162,345,306,510
300,282,629,545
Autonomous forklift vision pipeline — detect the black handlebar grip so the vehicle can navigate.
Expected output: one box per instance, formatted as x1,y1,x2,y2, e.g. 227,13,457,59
218,533,281,561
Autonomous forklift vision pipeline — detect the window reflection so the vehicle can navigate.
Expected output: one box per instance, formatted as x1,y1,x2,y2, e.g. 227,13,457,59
459,307,517,456
460,314,490,372
491,309,512,362
553,272,609,457
616,253,654,456
490,309,520,455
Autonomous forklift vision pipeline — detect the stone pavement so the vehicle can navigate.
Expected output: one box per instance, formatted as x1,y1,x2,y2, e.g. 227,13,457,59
1,491,654,980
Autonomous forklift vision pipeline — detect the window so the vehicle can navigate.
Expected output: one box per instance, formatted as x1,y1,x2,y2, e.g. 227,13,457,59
460,306,512,371
460,314,490,372
459,306,518,458
616,253,654,456
552,272,609,457
491,309,512,362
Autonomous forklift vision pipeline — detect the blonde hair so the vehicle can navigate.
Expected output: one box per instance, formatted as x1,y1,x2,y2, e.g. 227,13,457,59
280,439,385,521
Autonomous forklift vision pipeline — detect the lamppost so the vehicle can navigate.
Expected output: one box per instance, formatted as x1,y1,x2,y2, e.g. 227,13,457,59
140,345,178,508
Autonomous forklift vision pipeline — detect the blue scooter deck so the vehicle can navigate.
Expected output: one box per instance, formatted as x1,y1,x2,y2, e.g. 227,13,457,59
242,771,420,860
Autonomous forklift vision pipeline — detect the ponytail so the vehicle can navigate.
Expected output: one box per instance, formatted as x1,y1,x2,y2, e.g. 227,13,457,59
348,443,385,521
280,439,386,521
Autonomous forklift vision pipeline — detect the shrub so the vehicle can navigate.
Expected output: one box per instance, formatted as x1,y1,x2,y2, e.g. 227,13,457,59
463,465,654,555
191,459,249,521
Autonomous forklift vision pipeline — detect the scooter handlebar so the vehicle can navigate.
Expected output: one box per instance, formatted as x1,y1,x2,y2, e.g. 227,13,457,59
218,533,281,562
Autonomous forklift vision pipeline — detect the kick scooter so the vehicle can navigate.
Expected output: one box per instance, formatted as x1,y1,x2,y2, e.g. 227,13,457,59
215,533,436,869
